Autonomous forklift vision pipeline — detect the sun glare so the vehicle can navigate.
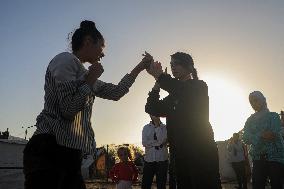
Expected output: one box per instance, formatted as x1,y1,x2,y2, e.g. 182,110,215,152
203,75,252,141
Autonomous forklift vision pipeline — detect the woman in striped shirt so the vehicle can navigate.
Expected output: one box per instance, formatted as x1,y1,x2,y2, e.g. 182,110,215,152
23,20,151,189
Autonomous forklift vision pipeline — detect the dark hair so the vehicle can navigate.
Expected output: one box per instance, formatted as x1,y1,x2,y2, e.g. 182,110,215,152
171,52,199,80
70,20,104,52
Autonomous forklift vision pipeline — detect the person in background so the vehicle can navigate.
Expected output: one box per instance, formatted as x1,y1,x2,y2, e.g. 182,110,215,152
23,20,151,189
281,111,284,184
109,146,139,189
227,133,248,189
242,91,284,189
280,111,284,140
142,114,168,189
145,52,222,189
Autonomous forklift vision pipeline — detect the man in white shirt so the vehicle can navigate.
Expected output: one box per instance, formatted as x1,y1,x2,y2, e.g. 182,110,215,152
142,115,168,189
227,133,248,189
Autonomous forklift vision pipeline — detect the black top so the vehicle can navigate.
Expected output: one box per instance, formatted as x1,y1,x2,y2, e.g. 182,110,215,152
145,73,216,159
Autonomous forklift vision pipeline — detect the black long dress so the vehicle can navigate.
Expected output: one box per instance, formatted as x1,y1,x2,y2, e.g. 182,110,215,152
145,74,222,189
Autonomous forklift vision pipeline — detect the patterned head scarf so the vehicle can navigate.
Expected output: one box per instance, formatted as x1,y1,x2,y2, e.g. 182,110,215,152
249,91,268,111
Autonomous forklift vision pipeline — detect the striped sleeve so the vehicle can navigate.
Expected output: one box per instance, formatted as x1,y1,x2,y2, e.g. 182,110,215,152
56,81,92,120
50,53,93,120
93,74,135,101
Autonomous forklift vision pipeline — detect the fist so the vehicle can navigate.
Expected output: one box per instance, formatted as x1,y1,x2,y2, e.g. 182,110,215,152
88,63,104,78
140,51,154,70
85,63,104,85
147,61,163,79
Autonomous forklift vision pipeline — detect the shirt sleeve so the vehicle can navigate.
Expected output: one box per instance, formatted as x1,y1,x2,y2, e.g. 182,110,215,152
93,74,135,101
157,73,183,95
130,162,139,182
242,117,261,146
51,54,93,120
155,125,167,146
145,88,171,117
109,164,119,182
270,112,282,140
269,113,282,137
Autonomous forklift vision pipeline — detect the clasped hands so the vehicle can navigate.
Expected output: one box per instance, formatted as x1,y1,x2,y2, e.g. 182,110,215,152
141,51,167,80
85,51,166,87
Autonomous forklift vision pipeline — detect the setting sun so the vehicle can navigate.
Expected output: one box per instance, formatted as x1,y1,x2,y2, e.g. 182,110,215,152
203,75,252,141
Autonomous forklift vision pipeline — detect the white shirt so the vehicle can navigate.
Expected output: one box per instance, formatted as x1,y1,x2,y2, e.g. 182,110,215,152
142,122,168,162
227,140,245,163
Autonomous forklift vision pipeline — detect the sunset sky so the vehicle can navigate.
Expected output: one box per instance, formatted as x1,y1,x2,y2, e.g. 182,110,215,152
1,1,283,146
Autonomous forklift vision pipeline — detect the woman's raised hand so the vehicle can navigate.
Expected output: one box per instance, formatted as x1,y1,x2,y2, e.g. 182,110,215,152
139,51,154,70
147,60,163,80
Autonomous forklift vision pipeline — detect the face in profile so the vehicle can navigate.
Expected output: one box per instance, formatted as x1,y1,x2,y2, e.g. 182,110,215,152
85,37,105,64
249,95,263,112
170,58,191,79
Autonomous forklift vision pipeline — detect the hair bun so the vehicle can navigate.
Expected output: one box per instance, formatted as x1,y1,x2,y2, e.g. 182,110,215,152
80,20,96,31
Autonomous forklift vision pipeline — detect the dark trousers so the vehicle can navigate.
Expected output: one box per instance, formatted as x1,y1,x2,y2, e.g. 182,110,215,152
168,151,177,189
252,160,283,189
173,157,221,189
172,144,222,189
23,134,86,189
231,161,247,189
142,160,168,189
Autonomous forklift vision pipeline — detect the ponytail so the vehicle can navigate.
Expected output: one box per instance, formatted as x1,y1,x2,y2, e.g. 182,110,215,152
191,67,199,80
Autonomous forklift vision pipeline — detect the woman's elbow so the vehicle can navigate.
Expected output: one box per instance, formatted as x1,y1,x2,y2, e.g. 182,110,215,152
106,95,122,101
145,103,153,114
109,91,128,101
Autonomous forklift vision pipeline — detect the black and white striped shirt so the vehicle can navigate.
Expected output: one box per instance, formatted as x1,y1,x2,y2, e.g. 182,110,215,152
34,52,135,154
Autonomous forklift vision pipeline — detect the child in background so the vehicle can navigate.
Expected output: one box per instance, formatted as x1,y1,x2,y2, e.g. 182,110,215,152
109,146,139,189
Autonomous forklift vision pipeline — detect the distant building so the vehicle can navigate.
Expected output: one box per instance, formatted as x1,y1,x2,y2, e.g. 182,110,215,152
0,128,9,139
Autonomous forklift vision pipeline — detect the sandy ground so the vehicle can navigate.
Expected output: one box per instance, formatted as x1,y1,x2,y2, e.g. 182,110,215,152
0,170,24,189
85,181,256,189
0,171,275,189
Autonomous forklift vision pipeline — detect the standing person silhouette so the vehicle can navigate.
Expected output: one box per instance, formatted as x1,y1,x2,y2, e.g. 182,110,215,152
23,20,151,189
142,114,168,189
145,52,222,189
227,133,248,189
242,91,284,189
